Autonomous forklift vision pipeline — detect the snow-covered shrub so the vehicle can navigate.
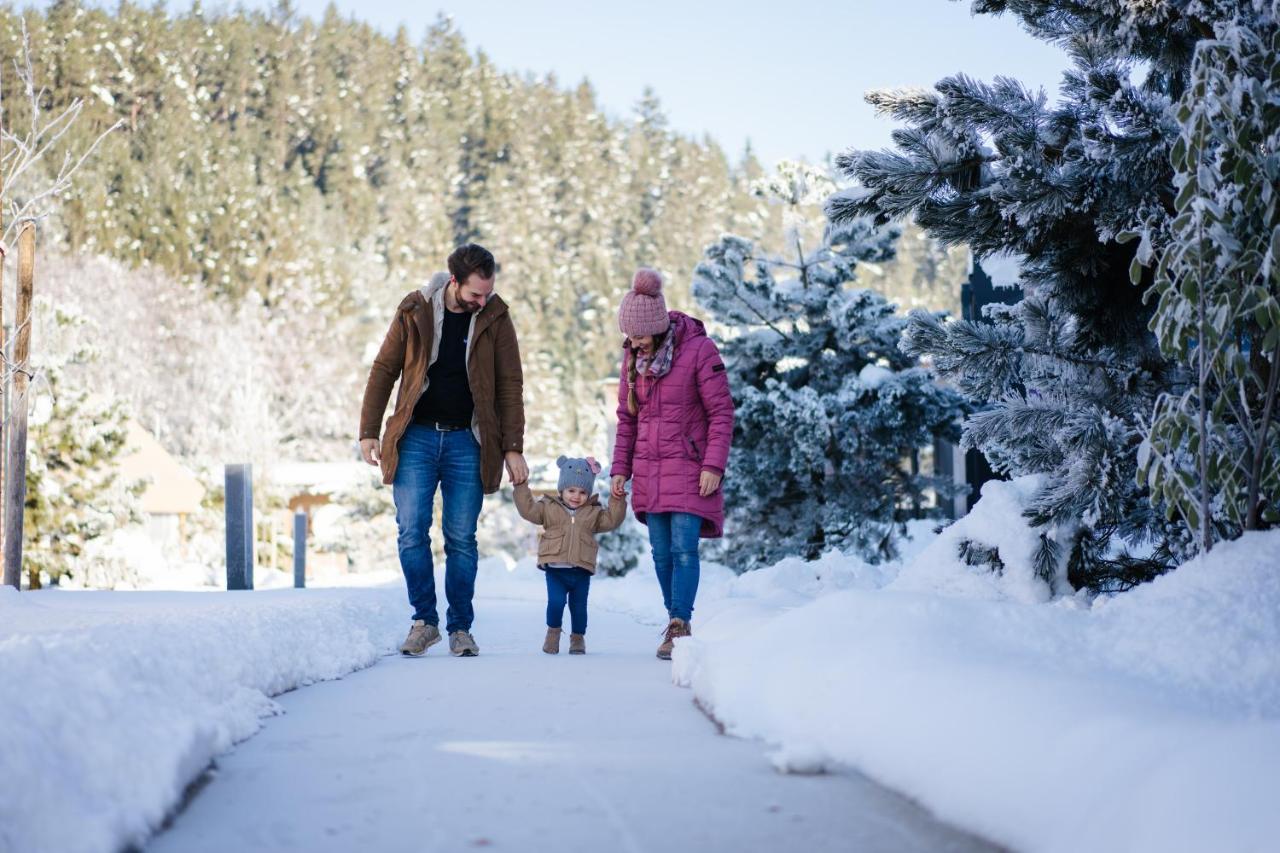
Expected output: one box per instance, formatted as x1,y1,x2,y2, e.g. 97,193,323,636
25,300,144,586
694,162,966,568
1130,17,1280,551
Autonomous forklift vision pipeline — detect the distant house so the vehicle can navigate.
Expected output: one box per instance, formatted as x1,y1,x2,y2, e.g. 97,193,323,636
264,461,373,577
267,462,370,518
116,421,206,548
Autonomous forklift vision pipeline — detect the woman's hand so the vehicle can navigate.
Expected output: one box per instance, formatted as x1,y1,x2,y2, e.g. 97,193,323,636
359,438,381,466
698,470,722,497
611,474,628,499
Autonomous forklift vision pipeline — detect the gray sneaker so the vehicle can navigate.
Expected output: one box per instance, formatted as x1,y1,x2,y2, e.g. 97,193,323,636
399,620,441,656
449,630,480,657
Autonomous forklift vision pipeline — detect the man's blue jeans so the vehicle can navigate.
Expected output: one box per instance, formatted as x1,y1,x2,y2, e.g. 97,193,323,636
392,425,483,633
646,512,702,622
544,566,591,634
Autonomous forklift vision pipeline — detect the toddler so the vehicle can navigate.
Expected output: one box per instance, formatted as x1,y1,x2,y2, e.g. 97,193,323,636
514,455,627,654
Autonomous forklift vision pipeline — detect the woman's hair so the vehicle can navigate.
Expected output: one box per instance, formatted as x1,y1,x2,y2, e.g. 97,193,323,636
624,332,667,416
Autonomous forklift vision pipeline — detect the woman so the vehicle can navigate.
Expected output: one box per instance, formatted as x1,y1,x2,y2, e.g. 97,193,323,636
611,268,734,659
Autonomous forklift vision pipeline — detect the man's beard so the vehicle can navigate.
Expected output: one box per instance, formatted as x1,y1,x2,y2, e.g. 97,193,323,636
451,283,485,312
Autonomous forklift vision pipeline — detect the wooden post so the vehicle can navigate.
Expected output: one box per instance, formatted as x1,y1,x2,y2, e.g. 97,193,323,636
293,511,306,589
225,464,254,590
0,108,7,585
3,222,34,589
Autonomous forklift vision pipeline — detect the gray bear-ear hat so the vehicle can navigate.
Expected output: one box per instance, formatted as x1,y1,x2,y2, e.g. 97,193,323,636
556,455,601,495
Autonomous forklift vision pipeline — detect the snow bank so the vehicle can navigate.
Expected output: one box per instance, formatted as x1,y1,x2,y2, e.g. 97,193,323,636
892,476,1053,602
0,585,405,853
673,508,1280,853
0,553,732,853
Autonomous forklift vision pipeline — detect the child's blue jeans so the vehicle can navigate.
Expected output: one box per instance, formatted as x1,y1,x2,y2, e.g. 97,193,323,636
544,566,591,635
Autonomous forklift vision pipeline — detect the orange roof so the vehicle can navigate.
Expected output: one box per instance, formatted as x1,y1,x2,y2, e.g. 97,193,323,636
116,422,206,515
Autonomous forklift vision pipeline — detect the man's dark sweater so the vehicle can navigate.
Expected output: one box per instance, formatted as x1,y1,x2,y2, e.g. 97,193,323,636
413,308,474,427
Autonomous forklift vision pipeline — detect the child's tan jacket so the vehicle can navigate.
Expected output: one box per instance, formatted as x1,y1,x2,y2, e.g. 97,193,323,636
513,482,627,574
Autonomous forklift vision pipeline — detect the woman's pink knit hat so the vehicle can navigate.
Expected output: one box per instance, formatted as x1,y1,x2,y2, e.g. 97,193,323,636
618,268,670,337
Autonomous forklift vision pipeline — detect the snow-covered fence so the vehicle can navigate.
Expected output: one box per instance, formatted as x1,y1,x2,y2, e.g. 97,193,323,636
225,464,254,590
934,257,1022,519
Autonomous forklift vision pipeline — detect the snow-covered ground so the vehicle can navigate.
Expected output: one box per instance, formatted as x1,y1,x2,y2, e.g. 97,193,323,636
146,598,993,853
674,479,1280,853
0,584,406,853
1,559,987,853
5,478,1277,853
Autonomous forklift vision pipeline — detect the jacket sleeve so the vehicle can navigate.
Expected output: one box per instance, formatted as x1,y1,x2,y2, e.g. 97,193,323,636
611,359,637,479
359,309,407,441
694,338,734,475
512,482,545,525
493,312,525,453
594,493,628,534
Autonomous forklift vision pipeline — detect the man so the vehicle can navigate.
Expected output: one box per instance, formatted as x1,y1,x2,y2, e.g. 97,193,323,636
359,243,528,657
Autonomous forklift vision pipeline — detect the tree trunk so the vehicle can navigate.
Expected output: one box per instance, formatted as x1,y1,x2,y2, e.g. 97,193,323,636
0,108,7,586
0,204,6,584
1245,338,1280,530
1195,236,1213,553
3,222,34,589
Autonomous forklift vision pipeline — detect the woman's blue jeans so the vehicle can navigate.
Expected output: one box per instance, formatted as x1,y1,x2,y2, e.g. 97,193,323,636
646,512,702,622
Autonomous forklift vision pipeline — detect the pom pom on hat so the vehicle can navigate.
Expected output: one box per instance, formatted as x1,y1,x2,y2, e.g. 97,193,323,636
632,267,663,296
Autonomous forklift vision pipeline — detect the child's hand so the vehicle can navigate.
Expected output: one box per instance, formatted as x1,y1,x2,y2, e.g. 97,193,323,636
611,475,628,499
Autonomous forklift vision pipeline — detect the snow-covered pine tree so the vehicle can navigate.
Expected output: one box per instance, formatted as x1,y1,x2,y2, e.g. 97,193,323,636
824,1,1235,591
1131,15,1280,551
694,162,966,568
26,301,143,586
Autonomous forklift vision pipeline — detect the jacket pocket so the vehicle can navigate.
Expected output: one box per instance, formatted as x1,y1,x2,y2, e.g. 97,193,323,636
684,436,702,462
578,531,599,569
537,530,565,560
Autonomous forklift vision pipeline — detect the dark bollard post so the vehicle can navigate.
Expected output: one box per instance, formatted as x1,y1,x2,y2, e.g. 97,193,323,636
225,464,254,590
293,511,307,589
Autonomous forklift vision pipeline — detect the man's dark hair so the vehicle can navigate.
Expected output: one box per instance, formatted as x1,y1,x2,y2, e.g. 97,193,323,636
447,243,496,283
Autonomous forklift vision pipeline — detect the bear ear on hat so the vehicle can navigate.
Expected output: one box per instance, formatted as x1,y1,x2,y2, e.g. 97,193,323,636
556,455,568,468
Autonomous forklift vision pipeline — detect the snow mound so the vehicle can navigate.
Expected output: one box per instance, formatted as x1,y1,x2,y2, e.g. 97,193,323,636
891,475,1051,602
674,500,1280,853
0,586,405,853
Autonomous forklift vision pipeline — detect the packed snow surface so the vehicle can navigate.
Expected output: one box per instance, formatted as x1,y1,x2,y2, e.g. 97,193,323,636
2,557,989,853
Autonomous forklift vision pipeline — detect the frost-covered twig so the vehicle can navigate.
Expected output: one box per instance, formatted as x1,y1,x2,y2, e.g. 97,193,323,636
0,19,123,248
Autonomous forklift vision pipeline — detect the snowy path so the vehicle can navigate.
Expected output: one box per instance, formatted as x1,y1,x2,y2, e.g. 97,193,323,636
148,598,997,853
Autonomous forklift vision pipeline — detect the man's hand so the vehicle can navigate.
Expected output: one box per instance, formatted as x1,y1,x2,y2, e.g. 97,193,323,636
611,474,628,499
360,438,381,467
504,451,529,485
699,470,722,497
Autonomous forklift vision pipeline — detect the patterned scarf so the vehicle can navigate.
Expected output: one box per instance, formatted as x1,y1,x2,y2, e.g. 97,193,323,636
635,331,675,380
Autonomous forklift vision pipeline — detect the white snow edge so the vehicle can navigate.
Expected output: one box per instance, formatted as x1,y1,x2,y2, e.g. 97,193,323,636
672,482,1280,853
0,585,406,853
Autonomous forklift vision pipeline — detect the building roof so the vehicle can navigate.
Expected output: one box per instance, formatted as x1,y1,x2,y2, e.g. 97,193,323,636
116,422,206,515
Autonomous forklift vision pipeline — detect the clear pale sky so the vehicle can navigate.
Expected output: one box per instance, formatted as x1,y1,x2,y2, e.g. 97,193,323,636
194,0,1070,167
